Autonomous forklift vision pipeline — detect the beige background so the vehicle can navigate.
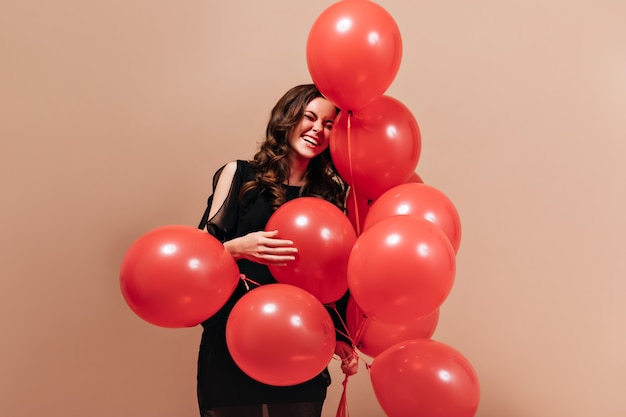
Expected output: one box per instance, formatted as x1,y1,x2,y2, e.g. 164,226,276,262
1,0,625,416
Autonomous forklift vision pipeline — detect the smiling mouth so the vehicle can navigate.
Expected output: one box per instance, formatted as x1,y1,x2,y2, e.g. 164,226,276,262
303,136,319,146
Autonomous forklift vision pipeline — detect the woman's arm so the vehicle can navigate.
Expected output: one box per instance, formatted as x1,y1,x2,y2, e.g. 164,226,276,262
207,161,237,220
208,161,298,266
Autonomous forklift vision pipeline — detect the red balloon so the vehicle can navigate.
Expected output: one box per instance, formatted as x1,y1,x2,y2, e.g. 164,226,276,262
226,284,336,386
120,225,240,328
370,339,480,417
363,182,462,253
346,296,439,358
330,96,421,200
266,197,356,304
306,0,402,111
348,215,455,323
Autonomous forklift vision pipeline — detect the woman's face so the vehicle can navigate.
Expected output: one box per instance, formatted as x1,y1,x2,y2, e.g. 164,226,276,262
287,97,337,162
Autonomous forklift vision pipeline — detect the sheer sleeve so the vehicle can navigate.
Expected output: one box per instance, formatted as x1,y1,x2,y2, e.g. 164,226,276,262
197,161,243,242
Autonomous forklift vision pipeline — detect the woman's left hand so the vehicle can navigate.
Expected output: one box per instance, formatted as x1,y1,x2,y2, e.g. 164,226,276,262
335,341,359,376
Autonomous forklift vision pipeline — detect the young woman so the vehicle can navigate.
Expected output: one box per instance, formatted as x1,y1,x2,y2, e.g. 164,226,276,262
197,84,358,417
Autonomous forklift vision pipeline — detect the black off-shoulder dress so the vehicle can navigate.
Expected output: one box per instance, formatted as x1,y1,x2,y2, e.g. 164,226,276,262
196,160,347,412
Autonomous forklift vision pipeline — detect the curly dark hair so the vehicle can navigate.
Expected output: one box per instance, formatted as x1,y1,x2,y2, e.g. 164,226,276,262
240,84,347,211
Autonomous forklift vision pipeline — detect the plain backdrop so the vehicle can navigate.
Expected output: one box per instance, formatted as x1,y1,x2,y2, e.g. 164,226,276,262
1,1,625,416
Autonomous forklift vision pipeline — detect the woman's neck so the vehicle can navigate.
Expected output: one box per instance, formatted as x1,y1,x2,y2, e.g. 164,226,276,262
286,156,309,186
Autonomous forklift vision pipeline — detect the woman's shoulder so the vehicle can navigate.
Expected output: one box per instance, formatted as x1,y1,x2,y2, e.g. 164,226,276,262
212,160,255,187
214,160,252,177
220,161,238,176
235,159,256,181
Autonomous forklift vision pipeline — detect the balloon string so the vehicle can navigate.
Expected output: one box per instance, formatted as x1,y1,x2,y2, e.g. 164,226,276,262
328,303,353,345
335,374,350,417
351,315,371,352
327,303,367,381
346,111,361,236
239,274,261,291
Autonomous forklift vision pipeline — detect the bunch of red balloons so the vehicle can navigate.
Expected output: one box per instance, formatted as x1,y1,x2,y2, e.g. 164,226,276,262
119,218,349,386
307,1,480,416
229,197,358,386
119,1,482,409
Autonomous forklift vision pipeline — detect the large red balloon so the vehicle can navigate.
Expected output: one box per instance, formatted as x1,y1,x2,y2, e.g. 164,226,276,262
330,96,421,200
306,0,402,111
348,215,456,323
370,339,481,417
120,225,240,328
363,182,462,253
346,296,439,358
266,197,356,304
226,283,336,386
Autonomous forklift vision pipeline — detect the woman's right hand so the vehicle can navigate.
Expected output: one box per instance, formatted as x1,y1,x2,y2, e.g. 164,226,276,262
223,230,297,266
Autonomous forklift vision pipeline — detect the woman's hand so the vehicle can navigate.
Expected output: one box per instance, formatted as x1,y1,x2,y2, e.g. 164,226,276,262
224,230,297,266
335,340,359,376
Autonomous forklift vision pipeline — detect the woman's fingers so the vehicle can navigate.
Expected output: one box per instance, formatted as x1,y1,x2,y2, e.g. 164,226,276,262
261,230,296,248
341,356,359,376
235,230,299,265
258,230,297,257
263,238,296,249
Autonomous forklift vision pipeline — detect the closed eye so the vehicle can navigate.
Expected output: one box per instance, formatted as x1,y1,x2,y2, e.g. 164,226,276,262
304,111,334,130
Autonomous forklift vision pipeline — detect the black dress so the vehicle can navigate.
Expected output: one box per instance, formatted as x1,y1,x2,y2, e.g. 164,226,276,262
196,160,346,411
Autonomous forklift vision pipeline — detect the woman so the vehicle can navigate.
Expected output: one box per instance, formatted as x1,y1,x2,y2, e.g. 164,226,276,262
197,84,358,417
